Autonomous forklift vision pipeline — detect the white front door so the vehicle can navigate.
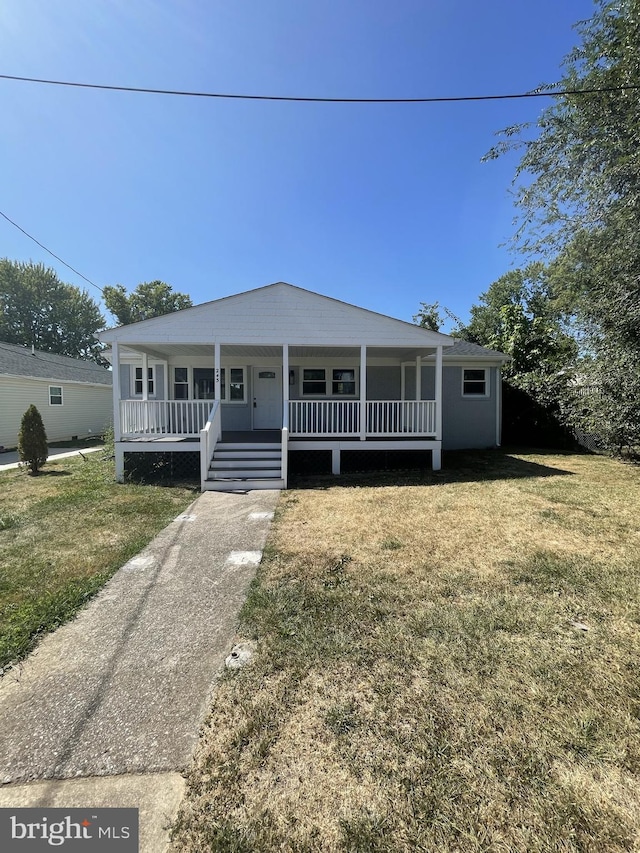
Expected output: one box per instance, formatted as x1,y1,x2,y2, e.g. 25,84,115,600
253,367,283,429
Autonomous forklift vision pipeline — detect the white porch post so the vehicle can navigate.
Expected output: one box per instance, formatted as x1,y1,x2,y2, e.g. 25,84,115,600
435,345,443,440
214,342,221,439
282,344,290,420
141,352,149,401
415,354,421,401
360,345,367,441
112,341,124,482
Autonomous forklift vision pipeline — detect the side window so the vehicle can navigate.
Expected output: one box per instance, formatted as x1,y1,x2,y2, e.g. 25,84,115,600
134,366,155,396
49,386,63,405
462,368,488,397
220,367,246,402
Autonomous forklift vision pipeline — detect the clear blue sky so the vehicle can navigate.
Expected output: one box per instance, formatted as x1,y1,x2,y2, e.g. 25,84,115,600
0,0,595,330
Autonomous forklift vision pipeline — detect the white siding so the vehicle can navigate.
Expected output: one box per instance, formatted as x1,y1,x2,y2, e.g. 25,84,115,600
0,377,113,449
101,283,454,348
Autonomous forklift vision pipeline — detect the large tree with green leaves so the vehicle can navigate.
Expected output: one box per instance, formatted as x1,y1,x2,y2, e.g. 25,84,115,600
0,259,105,362
485,0,640,453
103,281,192,326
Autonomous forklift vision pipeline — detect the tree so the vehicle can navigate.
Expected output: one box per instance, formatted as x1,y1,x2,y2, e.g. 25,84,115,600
485,0,640,453
103,281,193,326
0,260,105,362
18,405,48,475
413,302,443,331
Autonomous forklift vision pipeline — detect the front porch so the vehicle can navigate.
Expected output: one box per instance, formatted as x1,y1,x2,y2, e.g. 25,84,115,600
111,341,445,490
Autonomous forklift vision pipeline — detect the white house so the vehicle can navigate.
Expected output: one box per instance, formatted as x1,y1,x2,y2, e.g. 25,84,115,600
99,282,509,490
0,342,113,450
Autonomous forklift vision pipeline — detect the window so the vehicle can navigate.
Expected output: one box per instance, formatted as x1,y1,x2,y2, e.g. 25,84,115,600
227,367,245,401
221,367,246,403
302,368,326,396
134,365,155,396
174,367,189,399
49,385,63,406
332,369,356,396
462,368,488,397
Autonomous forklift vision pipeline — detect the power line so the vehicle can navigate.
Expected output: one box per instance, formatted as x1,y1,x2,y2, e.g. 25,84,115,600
0,209,103,294
0,73,638,103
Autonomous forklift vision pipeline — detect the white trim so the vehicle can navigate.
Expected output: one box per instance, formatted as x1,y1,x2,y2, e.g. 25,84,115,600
48,385,63,406
112,342,121,442
461,367,490,399
435,345,443,441
360,345,367,441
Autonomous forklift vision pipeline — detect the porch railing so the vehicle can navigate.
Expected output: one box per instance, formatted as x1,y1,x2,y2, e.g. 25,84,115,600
367,400,436,436
289,400,436,437
289,400,360,436
120,400,212,437
200,401,221,487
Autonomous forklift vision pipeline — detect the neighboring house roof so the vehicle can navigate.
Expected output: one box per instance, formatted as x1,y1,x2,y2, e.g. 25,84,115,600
99,282,455,348
0,342,112,385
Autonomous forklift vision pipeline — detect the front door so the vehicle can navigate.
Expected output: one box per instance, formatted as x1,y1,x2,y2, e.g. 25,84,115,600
253,367,283,429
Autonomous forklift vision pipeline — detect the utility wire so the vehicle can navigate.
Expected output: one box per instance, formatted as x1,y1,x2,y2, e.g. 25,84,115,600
1,73,639,103
0,209,103,294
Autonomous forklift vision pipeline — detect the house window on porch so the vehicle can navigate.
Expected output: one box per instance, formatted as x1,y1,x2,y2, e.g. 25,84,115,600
221,367,246,403
302,368,326,396
134,366,155,396
332,369,356,395
462,368,489,397
174,367,189,399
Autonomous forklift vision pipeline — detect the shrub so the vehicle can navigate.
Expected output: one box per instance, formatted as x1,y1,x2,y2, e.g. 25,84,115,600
18,405,48,474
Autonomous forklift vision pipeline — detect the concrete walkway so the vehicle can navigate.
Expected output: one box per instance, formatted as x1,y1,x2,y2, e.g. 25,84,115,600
0,445,104,471
0,489,280,851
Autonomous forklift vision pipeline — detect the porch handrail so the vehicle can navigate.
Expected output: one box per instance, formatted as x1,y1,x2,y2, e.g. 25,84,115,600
120,400,212,437
200,401,221,488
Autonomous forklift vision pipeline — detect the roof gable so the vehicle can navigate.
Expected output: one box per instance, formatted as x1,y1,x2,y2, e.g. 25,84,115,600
99,282,454,348
0,342,112,385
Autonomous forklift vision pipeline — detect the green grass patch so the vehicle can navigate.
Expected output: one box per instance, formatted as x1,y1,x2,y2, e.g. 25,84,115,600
0,451,195,668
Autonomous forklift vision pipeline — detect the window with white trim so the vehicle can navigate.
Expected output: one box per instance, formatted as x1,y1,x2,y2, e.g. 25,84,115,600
133,365,155,396
302,368,326,396
332,369,356,395
301,367,358,397
462,368,488,397
221,367,246,403
49,385,63,406
174,367,189,399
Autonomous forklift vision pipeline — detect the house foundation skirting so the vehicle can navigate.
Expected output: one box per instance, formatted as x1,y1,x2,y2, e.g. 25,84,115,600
114,437,441,483
289,439,441,474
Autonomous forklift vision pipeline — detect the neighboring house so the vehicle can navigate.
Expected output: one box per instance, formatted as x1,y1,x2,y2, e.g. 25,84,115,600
0,342,113,450
99,282,509,491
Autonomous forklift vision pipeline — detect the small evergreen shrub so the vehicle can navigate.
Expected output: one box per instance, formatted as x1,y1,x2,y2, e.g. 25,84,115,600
18,405,48,474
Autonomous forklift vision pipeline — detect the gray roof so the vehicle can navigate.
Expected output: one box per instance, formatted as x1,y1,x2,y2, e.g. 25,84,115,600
445,339,510,361
0,342,112,385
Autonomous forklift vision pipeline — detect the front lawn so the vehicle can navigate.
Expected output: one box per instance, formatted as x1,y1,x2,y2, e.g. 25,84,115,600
173,451,640,853
0,451,195,669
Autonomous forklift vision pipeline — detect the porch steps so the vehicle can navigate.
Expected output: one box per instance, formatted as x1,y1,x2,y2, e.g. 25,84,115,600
204,442,284,491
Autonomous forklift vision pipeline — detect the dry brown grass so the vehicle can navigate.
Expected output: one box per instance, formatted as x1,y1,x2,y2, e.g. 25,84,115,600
172,451,640,853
